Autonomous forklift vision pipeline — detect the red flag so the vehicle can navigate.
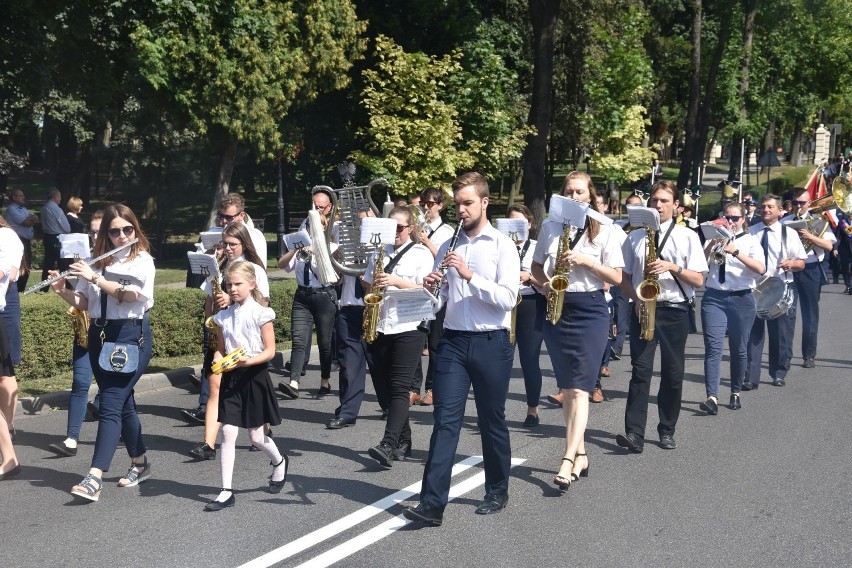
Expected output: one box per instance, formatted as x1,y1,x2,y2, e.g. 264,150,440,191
817,173,828,198
803,167,821,200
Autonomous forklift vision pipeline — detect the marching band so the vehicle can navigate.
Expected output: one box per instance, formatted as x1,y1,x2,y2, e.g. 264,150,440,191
2,170,851,527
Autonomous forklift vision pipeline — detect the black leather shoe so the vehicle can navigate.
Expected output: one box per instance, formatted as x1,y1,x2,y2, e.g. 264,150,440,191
522,414,540,427
179,405,206,425
392,441,412,461
475,493,508,515
188,373,202,388
772,378,786,387
729,394,742,410
610,347,621,361
318,384,332,395
741,382,757,391
278,381,299,399
47,441,78,457
327,417,356,429
85,401,99,421
615,432,644,453
803,357,815,369
380,408,388,420
402,502,443,526
369,442,394,468
268,456,288,493
204,493,235,512
659,434,677,449
189,442,216,460
0,463,22,480
699,397,718,415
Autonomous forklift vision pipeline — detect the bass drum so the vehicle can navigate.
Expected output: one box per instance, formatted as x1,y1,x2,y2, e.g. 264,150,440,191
754,277,795,320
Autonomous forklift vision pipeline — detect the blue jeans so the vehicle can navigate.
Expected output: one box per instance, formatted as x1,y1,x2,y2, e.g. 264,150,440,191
88,317,153,472
700,288,756,397
67,343,99,440
420,330,513,509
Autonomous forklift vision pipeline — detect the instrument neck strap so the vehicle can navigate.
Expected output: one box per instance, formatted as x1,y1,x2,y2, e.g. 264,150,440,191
384,242,415,274
656,220,676,252
428,222,445,238
570,225,587,249
517,239,531,262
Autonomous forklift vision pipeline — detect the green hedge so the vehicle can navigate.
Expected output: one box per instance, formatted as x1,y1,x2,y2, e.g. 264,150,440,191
763,166,814,195
17,279,297,384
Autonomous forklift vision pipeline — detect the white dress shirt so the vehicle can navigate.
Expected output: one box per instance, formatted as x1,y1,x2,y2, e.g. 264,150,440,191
623,219,708,302
533,220,625,292
201,256,269,299
283,242,339,287
749,221,807,283
339,274,364,307
363,240,434,334
427,219,456,251
437,223,520,331
76,248,155,319
705,232,764,291
213,297,276,357
0,228,23,310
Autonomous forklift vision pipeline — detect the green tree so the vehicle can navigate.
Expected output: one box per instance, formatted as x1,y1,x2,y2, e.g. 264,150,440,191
354,35,474,196
132,0,366,221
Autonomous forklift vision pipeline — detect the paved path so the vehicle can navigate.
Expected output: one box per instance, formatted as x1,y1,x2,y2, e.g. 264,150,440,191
3,283,852,568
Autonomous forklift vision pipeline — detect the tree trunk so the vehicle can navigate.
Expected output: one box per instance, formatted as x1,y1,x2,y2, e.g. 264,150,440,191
522,0,561,233
207,139,238,228
789,120,803,166
677,0,702,192
55,122,79,196
728,0,760,181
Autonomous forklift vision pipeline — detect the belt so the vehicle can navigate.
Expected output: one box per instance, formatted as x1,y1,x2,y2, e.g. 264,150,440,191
714,288,752,296
96,318,145,326
443,328,508,337
297,285,335,293
656,300,689,310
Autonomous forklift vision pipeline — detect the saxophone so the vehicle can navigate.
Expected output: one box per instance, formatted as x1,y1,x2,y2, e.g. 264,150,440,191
636,227,662,341
205,268,225,352
68,307,91,349
362,245,386,344
546,224,572,325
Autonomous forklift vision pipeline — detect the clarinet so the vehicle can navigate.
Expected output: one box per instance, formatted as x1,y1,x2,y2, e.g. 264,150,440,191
417,223,463,333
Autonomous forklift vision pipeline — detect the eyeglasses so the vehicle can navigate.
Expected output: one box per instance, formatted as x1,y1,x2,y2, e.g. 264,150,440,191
724,215,742,222
216,212,240,222
423,200,439,208
396,224,411,233
107,226,134,238
791,200,808,206
223,241,242,249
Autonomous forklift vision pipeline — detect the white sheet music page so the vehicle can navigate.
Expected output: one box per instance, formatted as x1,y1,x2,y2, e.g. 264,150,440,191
360,217,397,246
282,229,311,253
548,195,589,227
626,205,661,231
495,218,529,242
384,287,439,323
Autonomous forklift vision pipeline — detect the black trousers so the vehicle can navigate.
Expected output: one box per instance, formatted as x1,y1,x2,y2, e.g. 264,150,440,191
369,329,426,447
415,305,446,394
16,238,31,293
334,306,370,422
794,263,823,360
41,233,61,282
624,306,689,439
289,286,337,381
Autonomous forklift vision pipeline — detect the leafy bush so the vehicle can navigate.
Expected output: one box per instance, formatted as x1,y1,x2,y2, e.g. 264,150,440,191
17,280,297,385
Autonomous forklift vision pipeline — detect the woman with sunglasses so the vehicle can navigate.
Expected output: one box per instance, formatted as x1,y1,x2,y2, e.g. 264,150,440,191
50,204,155,502
363,206,434,467
699,202,765,413
187,222,269,460
0,215,24,479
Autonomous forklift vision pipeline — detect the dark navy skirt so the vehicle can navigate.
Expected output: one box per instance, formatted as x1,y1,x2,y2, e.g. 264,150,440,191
543,290,610,393
219,363,282,429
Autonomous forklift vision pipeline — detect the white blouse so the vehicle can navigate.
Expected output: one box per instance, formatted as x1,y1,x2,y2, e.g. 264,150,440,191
0,227,23,310
76,248,155,319
533,219,625,292
201,256,269,299
213,297,276,357
705,232,764,291
363,240,434,334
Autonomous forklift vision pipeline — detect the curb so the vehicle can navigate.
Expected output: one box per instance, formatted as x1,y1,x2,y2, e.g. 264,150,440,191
15,347,316,417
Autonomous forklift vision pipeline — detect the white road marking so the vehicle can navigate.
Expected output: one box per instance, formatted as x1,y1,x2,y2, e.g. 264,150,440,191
293,458,526,568
238,456,484,568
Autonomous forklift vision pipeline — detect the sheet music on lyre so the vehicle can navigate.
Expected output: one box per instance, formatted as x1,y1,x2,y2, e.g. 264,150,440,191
385,287,439,324
780,217,807,230
699,222,733,241
187,252,220,278
199,230,224,252
282,229,311,253
548,195,589,227
359,217,396,245
495,218,528,242
626,205,661,231
59,234,91,259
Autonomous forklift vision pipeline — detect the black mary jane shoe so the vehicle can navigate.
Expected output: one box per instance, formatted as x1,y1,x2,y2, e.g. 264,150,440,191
269,456,289,494
204,491,235,512
48,441,78,457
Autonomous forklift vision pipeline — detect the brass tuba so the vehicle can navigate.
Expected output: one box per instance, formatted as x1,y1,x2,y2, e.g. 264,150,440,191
546,224,572,325
797,177,852,252
636,227,661,341
362,244,385,344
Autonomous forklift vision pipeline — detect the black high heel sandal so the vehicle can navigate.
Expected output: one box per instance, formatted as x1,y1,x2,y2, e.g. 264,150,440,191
571,452,590,481
553,457,574,491
269,456,288,494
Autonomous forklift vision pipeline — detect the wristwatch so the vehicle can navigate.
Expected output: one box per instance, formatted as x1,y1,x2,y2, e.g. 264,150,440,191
732,249,740,258
676,266,683,276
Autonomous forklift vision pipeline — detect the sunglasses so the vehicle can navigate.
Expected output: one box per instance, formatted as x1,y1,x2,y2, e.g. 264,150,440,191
724,215,742,222
107,226,135,238
222,241,242,249
216,212,240,222
791,200,808,206
423,200,439,208
396,224,411,233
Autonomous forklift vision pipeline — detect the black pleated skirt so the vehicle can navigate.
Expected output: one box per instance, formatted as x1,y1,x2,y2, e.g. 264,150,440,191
543,290,609,393
218,363,282,429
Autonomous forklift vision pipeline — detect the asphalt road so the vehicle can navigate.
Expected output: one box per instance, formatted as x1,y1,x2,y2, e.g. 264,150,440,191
3,282,851,568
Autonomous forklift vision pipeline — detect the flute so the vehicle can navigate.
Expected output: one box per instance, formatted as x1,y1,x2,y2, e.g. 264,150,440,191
23,238,140,295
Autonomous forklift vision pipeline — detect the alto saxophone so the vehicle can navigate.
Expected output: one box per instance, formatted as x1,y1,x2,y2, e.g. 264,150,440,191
205,268,225,352
68,307,91,349
636,227,661,341
546,224,572,325
362,245,386,344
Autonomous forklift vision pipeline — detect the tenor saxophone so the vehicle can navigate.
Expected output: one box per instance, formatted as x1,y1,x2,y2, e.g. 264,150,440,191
546,224,572,325
636,227,661,341
362,245,386,344
68,307,91,349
